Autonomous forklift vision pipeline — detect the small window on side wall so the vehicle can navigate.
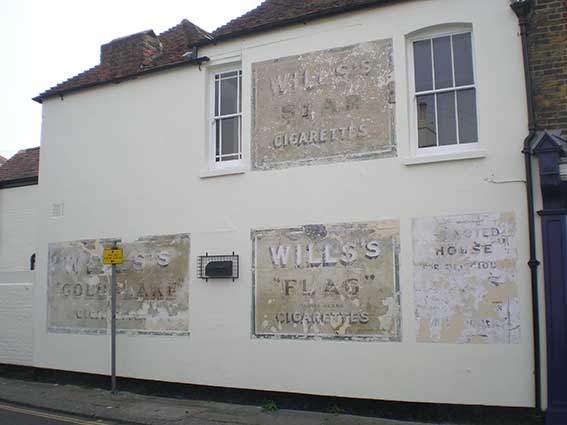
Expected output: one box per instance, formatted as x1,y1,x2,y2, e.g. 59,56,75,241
211,70,242,167
412,31,478,151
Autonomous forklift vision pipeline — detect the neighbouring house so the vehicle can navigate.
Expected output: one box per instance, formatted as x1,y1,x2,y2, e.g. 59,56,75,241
2,0,567,423
0,147,39,367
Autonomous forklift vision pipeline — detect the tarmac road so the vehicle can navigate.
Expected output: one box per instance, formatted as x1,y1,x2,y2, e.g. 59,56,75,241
0,402,115,425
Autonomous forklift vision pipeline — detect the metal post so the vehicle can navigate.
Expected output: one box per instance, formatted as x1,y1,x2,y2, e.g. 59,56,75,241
111,241,117,393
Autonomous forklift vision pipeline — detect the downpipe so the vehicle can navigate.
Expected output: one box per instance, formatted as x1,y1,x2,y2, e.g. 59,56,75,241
510,0,541,413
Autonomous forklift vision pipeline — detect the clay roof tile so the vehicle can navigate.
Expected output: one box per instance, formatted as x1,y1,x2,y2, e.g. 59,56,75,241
0,147,40,187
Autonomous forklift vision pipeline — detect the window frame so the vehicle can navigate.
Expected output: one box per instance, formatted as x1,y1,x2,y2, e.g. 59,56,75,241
407,24,481,159
208,67,243,170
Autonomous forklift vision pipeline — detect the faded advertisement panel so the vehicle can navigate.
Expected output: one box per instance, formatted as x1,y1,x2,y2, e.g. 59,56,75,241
251,39,395,170
252,221,400,340
413,213,519,344
47,234,190,335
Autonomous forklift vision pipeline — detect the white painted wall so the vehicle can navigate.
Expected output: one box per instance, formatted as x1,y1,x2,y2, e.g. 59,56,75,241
35,0,538,407
0,185,38,272
0,274,34,366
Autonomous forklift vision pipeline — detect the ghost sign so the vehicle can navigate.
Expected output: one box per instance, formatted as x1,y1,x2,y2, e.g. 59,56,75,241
252,220,401,340
47,233,190,335
413,213,519,344
251,39,396,170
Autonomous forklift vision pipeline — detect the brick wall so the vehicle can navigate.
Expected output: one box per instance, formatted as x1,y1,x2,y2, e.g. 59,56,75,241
529,0,567,135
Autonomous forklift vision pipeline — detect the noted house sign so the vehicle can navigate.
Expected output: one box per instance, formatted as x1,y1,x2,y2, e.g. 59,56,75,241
252,221,400,340
251,39,395,170
413,213,519,344
47,233,190,335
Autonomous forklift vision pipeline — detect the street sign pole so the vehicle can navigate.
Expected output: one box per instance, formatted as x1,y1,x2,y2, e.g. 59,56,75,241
103,242,123,394
111,245,117,394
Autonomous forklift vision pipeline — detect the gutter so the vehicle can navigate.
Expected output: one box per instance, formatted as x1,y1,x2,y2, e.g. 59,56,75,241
33,56,209,104
0,176,39,189
510,0,541,413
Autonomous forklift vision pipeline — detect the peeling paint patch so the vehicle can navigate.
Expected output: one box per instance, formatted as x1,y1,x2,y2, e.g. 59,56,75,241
47,234,190,335
251,39,396,170
252,220,401,341
413,213,519,344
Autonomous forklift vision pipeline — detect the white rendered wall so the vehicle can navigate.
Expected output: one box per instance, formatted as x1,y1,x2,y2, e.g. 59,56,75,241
0,185,37,272
35,0,538,407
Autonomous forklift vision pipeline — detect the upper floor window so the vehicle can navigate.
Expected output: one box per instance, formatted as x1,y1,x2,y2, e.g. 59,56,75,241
212,70,242,166
412,31,478,150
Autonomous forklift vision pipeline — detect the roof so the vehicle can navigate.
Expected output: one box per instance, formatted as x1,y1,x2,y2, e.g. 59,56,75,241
0,147,40,189
212,0,401,40
35,0,402,102
35,20,212,103
0,155,6,165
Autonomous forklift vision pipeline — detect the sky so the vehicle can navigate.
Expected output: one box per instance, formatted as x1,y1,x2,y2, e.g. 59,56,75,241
0,0,264,160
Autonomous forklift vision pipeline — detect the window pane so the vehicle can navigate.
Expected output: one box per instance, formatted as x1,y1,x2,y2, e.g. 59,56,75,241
414,39,433,92
417,94,437,148
453,33,474,86
214,80,219,116
221,117,240,158
220,71,238,79
220,77,238,116
437,92,457,146
433,36,453,89
457,89,478,144
215,120,221,161
238,73,242,113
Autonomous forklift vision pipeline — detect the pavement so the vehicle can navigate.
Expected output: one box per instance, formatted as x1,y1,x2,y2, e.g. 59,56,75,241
0,375,427,425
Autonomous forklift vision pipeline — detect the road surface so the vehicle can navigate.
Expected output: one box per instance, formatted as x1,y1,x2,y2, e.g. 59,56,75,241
0,402,116,424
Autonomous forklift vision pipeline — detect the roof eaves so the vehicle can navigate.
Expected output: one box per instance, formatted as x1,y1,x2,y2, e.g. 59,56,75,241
33,58,200,103
0,176,39,189
203,0,403,46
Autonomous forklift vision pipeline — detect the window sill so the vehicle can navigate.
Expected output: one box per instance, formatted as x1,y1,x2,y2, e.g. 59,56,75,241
402,149,487,166
199,167,247,179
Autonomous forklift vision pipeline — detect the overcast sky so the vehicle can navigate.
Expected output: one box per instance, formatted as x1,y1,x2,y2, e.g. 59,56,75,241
0,0,264,160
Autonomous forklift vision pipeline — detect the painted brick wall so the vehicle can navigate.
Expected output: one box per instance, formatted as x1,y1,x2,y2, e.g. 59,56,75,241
529,0,567,135
0,284,33,366
0,185,38,272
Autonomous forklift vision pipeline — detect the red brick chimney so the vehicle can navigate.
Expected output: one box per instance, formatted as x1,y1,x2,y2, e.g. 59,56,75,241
100,30,163,80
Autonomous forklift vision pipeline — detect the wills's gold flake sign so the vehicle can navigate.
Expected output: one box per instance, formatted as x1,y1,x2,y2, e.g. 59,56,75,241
252,221,400,340
251,39,395,170
47,234,190,335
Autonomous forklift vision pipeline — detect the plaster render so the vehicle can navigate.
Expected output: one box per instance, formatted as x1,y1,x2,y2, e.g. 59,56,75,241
252,220,400,340
413,213,519,344
0,186,38,272
47,234,190,334
33,0,537,408
251,39,395,169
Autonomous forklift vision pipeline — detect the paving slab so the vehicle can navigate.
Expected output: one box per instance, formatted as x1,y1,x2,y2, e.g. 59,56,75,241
0,376,425,425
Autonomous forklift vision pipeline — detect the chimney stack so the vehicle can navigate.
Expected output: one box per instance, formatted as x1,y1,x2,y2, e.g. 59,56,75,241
100,30,163,80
